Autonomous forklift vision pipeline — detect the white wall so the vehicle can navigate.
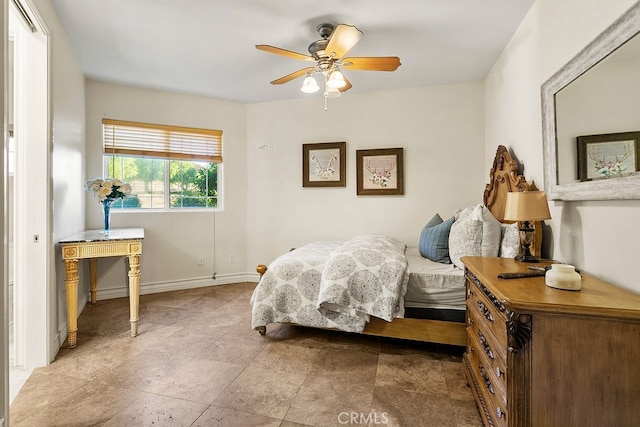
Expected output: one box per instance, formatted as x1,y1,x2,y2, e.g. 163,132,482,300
246,83,485,267
485,0,640,292
84,81,248,296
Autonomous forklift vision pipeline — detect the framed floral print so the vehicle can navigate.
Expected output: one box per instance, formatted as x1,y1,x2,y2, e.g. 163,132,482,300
302,142,346,187
356,148,404,195
577,131,640,181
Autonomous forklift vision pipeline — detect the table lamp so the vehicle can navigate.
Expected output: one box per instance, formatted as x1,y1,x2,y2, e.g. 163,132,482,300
504,191,551,262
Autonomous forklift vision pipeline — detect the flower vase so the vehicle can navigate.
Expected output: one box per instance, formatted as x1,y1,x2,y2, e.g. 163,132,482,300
102,199,115,234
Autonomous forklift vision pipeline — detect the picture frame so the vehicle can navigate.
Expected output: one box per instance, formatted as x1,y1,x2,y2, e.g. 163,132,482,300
577,131,640,181
302,141,346,187
356,148,404,195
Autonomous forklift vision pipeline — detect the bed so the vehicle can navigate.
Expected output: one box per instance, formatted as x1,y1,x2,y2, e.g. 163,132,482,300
251,145,541,346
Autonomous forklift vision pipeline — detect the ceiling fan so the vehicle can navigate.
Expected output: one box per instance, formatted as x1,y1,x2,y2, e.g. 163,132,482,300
256,23,401,99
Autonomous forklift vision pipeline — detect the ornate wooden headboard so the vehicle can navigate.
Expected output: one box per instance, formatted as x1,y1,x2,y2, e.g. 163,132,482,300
483,145,542,257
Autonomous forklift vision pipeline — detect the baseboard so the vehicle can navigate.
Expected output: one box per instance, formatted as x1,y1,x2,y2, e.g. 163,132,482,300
92,272,260,301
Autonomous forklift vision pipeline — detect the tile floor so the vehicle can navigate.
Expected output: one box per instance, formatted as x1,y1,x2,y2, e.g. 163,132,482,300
9,282,482,426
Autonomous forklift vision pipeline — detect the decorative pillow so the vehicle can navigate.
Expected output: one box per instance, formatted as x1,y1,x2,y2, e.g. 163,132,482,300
448,207,483,270
499,222,520,258
418,214,455,263
424,213,443,228
448,204,502,269
478,205,502,257
453,205,473,221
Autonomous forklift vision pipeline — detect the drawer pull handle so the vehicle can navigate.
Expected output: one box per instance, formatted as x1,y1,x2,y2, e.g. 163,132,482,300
495,367,502,378
478,331,495,359
476,301,494,322
496,407,503,418
479,364,495,394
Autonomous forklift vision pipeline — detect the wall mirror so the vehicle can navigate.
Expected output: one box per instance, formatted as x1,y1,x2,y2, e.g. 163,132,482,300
542,2,640,200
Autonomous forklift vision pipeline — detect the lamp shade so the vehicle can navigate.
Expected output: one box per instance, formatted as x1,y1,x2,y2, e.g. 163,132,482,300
504,191,551,221
301,75,320,93
326,70,346,89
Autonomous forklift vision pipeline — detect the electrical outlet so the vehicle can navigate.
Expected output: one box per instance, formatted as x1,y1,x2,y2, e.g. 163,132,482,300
228,255,235,263
198,256,205,266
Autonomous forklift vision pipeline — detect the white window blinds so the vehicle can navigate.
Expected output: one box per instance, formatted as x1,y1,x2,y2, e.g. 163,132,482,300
102,118,223,163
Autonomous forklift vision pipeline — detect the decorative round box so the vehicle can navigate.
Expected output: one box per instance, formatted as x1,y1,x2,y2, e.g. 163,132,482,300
545,264,581,291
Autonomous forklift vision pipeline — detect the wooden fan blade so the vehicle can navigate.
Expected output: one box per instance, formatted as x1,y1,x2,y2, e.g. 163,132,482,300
342,56,401,71
270,67,315,85
256,45,315,62
325,24,363,59
339,75,352,92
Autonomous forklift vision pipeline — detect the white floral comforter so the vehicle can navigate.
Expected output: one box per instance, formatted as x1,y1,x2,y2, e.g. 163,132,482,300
250,235,409,333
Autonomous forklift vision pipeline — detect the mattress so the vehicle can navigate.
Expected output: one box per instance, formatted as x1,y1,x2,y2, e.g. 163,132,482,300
404,246,466,311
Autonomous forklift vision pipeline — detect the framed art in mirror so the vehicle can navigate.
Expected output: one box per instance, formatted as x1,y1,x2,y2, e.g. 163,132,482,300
356,148,404,196
577,131,640,181
302,141,346,187
542,2,640,200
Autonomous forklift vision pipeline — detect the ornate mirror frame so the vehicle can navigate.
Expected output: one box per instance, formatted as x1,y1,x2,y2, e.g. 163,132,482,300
542,3,640,200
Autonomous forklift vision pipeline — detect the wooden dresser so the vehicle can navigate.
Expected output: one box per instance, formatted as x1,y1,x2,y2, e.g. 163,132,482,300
461,256,640,427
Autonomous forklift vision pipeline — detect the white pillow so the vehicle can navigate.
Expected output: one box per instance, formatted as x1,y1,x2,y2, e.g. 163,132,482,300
449,207,483,270
499,222,520,258
448,204,503,269
478,204,502,257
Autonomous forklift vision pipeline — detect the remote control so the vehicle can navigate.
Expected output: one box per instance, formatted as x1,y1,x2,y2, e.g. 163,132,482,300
497,271,546,279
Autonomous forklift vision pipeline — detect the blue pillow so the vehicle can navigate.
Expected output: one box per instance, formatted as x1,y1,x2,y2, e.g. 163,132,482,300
419,213,444,257
418,214,455,264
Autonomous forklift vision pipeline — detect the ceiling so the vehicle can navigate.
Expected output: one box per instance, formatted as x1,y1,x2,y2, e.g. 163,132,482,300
50,0,535,104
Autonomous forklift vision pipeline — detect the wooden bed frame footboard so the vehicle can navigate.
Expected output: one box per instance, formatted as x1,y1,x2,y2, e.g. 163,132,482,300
364,317,467,346
254,264,468,347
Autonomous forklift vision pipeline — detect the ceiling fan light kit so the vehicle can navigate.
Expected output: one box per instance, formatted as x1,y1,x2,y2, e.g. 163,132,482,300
256,22,401,110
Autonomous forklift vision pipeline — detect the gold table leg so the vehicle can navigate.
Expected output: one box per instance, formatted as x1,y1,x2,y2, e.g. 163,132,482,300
64,259,79,348
128,254,141,337
89,258,98,304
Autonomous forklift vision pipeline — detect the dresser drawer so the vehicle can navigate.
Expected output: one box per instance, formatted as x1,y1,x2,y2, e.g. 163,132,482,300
466,344,508,427
467,318,507,397
466,278,508,350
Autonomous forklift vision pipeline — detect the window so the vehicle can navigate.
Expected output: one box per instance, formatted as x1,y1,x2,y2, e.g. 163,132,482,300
102,119,222,210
